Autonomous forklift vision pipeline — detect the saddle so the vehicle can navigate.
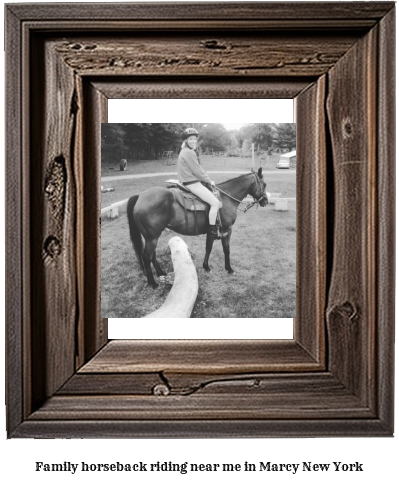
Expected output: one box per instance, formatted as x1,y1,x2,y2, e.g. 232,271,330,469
165,179,221,211
165,179,222,235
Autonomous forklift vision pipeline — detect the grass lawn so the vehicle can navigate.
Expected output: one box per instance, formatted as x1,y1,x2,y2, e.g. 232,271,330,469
101,156,296,319
101,204,296,318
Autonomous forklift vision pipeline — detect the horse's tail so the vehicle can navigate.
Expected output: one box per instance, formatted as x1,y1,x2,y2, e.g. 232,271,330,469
127,195,144,272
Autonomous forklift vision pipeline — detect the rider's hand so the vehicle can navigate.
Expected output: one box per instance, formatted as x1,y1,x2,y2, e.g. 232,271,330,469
211,181,215,186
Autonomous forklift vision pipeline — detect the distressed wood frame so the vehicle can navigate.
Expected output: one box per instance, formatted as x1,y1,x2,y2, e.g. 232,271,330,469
5,2,395,438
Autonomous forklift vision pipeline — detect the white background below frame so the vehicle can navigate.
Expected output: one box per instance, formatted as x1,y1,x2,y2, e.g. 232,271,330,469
107,98,294,340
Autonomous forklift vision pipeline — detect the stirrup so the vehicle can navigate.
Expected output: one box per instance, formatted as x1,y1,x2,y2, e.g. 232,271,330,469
208,225,221,240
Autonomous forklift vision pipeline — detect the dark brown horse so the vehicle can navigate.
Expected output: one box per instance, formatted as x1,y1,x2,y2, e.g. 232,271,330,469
127,168,268,288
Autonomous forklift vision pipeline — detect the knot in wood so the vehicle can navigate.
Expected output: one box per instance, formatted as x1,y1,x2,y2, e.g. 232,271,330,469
83,44,97,51
339,301,358,321
45,156,67,228
328,301,359,323
152,383,170,396
44,236,61,258
342,119,353,138
201,39,227,50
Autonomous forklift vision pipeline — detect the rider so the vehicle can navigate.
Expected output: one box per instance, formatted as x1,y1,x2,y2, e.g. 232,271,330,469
177,127,222,239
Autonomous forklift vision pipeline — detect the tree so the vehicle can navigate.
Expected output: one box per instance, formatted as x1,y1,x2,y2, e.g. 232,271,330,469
102,122,261,163
273,123,296,152
227,133,239,151
199,123,231,152
101,124,128,162
237,125,253,148
101,123,191,162
236,124,278,153
250,123,276,152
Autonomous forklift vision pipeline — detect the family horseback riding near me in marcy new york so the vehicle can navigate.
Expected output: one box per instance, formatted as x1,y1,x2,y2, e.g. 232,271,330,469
127,127,269,289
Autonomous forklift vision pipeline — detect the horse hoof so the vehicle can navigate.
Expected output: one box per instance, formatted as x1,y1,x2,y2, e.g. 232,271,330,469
203,266,211,273
150,282,159,289
227,269,235,274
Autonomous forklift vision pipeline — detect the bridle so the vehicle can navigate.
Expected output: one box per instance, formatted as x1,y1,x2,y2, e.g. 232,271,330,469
251,171,268,201
216,171,268,213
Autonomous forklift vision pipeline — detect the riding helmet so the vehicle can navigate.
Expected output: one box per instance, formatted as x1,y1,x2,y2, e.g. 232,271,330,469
183,127,199,139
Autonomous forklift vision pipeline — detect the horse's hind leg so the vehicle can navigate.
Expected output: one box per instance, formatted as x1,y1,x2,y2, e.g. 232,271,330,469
142,238,160,289
152,251,166,277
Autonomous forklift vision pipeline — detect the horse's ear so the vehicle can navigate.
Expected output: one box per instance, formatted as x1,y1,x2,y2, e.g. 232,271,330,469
258,167,263,178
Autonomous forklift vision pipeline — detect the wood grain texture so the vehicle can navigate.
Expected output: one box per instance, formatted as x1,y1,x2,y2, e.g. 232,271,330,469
80,81,108,363
326,27,377,405
295,76,326,363
53,34,360,78
5,2,395,438
80,340,320,374
61,371,353,397
30,36,79,407
7,2,394,23
376,7,395,432
13,418,391,439
5,5,24,436
58,372,162,396
21,19,384,33
32,371,375,422
29,393,371,421
92,79,311,99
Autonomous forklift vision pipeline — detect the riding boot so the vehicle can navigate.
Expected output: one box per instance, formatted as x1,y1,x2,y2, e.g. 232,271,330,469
208,224,221,240
215,221,229,239
215,211,228,238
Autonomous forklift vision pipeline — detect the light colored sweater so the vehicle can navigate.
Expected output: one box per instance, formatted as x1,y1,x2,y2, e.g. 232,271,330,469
177,147,212,185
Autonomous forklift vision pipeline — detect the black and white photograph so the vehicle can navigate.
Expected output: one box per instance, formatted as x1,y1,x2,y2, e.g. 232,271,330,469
101,108,296,322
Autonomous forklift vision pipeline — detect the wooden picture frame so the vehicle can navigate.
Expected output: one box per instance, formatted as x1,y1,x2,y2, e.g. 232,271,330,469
5,2,395,438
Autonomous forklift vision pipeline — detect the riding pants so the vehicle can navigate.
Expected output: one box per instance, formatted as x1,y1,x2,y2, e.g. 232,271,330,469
185,182,221,225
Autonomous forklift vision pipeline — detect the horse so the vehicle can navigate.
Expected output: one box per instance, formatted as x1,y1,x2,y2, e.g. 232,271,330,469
127,167,268,288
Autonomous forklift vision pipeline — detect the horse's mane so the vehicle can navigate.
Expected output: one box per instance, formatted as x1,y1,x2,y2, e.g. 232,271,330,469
217,172,253,187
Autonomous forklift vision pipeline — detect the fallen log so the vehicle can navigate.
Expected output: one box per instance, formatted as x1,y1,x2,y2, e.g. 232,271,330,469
143,237,198,318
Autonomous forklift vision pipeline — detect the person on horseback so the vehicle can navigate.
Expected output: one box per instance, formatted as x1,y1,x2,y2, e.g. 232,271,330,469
177,127,222,239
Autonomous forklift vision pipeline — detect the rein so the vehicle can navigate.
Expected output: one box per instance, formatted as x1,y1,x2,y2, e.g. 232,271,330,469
216,173,267,213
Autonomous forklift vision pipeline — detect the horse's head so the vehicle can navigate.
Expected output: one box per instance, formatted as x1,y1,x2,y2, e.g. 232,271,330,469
250,168,268,206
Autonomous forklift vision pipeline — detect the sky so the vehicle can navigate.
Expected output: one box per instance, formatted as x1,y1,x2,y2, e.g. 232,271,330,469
222,123,247,130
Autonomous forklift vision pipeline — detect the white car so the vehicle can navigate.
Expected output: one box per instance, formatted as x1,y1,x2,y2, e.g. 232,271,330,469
276,158,290,169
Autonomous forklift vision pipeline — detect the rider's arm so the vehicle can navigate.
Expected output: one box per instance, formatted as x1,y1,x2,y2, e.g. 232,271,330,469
183,150,212,185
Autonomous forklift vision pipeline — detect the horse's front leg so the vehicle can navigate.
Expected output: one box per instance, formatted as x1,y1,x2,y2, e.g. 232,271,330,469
203,232,215,272
222,229,234,274
152,251,166,277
